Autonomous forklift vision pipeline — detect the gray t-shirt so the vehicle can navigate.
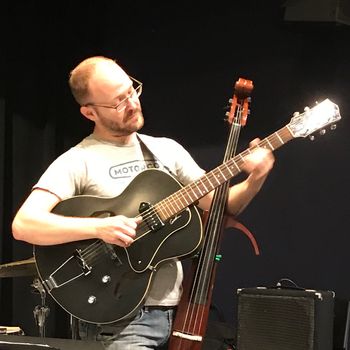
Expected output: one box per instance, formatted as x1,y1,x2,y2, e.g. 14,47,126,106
34,133,205,306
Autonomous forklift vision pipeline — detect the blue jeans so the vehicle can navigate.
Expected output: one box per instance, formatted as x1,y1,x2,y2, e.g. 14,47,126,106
79,306,175,350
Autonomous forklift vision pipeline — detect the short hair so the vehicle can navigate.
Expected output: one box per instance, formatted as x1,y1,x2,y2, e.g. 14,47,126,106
68,56,116,106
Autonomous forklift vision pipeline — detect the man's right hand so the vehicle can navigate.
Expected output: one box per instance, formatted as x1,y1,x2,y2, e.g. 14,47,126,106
96,215,141,247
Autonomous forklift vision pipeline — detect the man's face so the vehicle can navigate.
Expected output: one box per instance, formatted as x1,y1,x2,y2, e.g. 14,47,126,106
86,62,144,137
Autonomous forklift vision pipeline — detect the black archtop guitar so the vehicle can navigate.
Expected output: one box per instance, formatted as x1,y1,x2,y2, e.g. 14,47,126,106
33,98,341,324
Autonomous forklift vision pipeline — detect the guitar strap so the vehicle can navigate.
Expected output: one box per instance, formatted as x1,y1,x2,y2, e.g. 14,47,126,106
137,135,155,162
136,134,179,180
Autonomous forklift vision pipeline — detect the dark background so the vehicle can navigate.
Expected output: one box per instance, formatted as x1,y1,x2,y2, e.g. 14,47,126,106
1,0,350,346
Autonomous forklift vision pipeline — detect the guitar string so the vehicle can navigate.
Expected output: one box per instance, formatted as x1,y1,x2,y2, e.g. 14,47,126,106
77,129,292,273
77,128,291,268
82,127,290,250
157,127,290,223
80,241,109,265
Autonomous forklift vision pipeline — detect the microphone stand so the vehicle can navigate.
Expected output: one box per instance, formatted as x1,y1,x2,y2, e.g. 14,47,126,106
32,278,50,338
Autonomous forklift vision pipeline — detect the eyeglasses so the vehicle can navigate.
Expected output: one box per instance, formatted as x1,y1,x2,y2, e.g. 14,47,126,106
84,76,143,112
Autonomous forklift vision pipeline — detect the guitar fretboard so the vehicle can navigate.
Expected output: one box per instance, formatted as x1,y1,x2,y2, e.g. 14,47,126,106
155,125,293,221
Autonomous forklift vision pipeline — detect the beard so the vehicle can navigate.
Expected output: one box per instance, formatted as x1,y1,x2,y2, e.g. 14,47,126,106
98,108,144,137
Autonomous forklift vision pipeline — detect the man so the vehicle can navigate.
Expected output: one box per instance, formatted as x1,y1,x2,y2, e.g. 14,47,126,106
12,56,274,349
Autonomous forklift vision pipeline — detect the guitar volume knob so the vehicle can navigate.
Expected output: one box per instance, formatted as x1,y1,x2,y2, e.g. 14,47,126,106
88,296,97,304
102,275,111,284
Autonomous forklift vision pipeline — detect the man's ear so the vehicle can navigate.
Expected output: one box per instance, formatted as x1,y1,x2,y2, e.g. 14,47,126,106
80,106,97,122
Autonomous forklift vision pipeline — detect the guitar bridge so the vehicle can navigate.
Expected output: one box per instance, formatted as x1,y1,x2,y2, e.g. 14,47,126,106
139,202,164,231
41,252,91,292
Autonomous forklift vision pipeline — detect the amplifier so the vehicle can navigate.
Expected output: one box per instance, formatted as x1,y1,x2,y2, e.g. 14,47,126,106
236,287,335,350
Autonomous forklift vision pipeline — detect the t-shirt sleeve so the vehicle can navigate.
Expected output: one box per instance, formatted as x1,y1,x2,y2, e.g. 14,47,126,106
33,148,87,200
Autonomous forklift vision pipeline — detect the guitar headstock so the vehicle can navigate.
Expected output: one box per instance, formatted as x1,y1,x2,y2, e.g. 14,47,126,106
288,99,341,139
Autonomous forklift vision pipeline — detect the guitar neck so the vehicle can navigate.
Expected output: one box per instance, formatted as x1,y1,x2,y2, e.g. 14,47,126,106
155,125,293,221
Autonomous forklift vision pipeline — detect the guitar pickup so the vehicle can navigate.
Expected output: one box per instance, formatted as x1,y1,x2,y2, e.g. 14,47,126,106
139,202,164,231
103,243,123,266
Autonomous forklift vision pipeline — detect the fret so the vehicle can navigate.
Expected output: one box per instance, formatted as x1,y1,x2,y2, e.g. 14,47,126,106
237,153,245,162
192,180,204,197
179,191,190,206
265,138,274,150
211,172,221,186
284,126,294,142
217,167,226,180
276,131,284,145
198,177,209,194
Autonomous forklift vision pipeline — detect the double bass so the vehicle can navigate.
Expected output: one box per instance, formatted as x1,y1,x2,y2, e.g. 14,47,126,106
169,78,254,349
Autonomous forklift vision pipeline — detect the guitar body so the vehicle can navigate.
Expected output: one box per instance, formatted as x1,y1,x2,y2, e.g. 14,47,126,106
34,169,203,324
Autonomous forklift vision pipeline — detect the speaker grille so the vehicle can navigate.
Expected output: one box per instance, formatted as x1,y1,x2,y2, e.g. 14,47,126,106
237,294,315,350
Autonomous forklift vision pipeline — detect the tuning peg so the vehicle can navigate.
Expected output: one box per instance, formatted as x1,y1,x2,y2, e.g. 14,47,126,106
293,111,299,117
330,124,337,130
304,106,310,112
319,129,326,135
224,111,231,121
309,135,315,141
